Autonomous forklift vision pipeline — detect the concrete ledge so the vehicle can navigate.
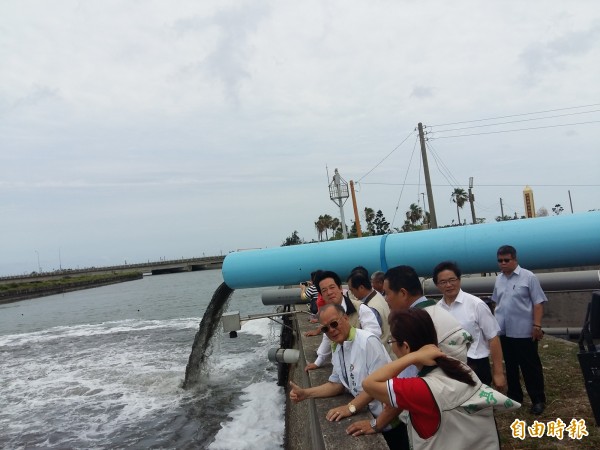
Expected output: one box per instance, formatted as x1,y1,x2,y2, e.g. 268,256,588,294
285,304,389,450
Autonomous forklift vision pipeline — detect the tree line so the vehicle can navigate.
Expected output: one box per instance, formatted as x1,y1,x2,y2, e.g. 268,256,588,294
282,189,571,246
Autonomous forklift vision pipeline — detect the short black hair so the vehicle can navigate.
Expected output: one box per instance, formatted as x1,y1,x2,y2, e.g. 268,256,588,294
432,261,462,284
314,270,342,294
349,266,369,277
384,265,423,296
497,245,517,259
310,270,324,283
348,271,372,290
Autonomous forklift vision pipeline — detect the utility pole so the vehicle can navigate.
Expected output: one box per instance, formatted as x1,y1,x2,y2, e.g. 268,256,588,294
418,123,437,229
468,177,477,224
500,198,505,218
350,180,362,237
568,190,574,213
420,192,429,229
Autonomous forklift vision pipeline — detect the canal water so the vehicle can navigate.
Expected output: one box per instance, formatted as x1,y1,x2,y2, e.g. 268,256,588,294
0,270,285,449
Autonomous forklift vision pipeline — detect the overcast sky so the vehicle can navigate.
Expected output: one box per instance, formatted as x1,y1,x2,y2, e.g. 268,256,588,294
1,1,599,276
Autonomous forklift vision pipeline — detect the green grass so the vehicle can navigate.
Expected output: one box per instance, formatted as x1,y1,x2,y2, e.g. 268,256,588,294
496,336,600,449
0,272,141,296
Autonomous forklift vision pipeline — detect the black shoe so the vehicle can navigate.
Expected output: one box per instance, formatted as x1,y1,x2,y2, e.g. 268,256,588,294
530,402,545,415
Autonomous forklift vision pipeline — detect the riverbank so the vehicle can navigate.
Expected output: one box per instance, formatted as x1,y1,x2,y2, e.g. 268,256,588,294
0,272,143,305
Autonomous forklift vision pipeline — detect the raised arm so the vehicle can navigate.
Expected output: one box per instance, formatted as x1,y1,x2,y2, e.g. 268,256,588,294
363,345,442,403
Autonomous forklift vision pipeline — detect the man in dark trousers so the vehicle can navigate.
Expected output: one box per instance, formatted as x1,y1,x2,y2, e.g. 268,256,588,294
492,245,547,414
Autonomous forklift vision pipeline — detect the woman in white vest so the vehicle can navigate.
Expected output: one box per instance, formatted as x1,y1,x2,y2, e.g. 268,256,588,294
363,309,520,450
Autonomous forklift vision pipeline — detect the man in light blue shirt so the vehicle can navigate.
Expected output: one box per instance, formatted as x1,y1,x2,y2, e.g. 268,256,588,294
492,245,547,415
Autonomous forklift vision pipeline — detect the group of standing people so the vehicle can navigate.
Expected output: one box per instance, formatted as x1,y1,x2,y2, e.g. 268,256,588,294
289,244,548,449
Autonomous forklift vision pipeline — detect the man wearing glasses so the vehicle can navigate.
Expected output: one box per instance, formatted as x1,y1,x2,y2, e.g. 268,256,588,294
382,265,471,374
303,271,381,372
289,304,407,448
492,245,547,415
433,260,506,391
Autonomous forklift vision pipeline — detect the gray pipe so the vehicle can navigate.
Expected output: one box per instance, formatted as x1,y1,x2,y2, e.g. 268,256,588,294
424,270,600,297
262,287,305,306
542,327,582,337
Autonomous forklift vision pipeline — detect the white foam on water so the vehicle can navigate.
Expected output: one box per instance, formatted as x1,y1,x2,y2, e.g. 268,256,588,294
208,381,285,450
0,317,201,347
206,317,285,449
0,319,195,448
1,313,286,448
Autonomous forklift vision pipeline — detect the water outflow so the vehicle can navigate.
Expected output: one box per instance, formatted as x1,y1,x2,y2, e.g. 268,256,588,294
183,282,234,389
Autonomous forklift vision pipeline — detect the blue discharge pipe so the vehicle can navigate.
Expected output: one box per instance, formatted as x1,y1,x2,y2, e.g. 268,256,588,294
222,211,600,289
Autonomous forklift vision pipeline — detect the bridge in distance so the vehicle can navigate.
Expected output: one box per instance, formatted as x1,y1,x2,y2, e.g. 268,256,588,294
0,255,226,283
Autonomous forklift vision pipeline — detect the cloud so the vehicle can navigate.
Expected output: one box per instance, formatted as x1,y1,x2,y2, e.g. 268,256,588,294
173,2,271,104
410,85,434,99
1,1,599,275
12,84,61,109
519,22,600,84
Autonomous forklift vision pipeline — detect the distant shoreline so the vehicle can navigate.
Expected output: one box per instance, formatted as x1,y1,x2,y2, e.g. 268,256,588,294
0,272,143,305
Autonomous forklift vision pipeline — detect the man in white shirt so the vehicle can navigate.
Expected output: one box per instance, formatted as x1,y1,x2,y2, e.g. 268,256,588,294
290,304,407,448
304,270,381,372
433,260,506,391
347,270,392,354
383,265,471,369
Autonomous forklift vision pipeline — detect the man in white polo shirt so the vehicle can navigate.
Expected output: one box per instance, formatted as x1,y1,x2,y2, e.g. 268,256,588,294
433,260,506,391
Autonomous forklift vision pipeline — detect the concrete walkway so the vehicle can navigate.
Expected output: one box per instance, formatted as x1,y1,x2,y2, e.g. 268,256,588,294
285,304,389,450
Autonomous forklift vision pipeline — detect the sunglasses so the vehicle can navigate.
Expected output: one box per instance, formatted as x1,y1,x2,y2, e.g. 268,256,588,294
321,316,343,333
497,258,512,263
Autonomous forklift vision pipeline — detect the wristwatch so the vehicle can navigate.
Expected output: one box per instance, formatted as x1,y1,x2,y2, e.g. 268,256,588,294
348,403,357,415
370,418,381,433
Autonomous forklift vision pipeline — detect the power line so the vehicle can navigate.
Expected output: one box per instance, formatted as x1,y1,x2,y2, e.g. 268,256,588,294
361,182,600,187
429,103,600,127
356,130,416,182
426,140,461,188
390,136,420,228
429,120,600,139
430,109,600,134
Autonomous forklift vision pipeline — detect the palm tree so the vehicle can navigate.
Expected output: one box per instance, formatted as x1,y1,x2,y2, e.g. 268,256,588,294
321,214,333,239
330,217,341,237
451,188,469,225
315,217,326,241
405,203,423,225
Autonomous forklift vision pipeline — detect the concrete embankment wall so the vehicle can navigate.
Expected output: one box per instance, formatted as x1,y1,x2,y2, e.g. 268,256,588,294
0,273,143,305
285,304,389,450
